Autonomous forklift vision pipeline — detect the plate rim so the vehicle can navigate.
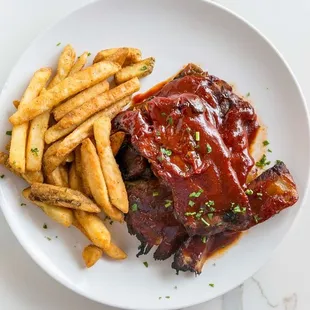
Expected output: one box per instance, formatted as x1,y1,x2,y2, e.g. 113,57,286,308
0,0,309,309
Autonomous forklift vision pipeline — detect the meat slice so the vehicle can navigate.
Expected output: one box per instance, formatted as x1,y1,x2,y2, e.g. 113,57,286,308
172,162,298,274
247,161,299,225
125,179,187,260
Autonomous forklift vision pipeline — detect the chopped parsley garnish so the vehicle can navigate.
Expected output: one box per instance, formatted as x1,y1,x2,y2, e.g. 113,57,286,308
155,130,161,136
161,147,172,156
161,112,167,117
174,286,177,289
6,130,12,136
201,218,210,226
0,174,4,179
109,220,114,225
43,223,47,229
253,215,261,223
165,200,172,208
188,200,195,207
202,236,207,243
153,191,159,197
87,52,91,56
45,236,51,241
268,149,272,153
207,213,213,220
185,211,197,216
263,140,270,146
159,297,162,300
165,296,170,299
20,203,26,206
157,156,164,162
56,42,61,46
217,222,223,226
195,131,200,142
246,92,250,97
31,147,39,156
206,143,212,153
205,200,215,208
245,189,254,195
131,203,138,212
189,189,203,198
167,116,173,125
140,65,147,71
209,283,215,288
256,154,271,168
232,204,246,214
143,261,148,268
276,160,283,165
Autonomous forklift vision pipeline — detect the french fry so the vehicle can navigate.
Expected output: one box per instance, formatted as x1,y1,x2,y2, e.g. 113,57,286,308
13,100,20,108
45,78,139,144
81,138,123,222
73,213,126,261
44,96,131,173
94,47,142,66
74,210,111,249
104,48,129,67
52,80,109,121
47,44,76,89
0,152,44,183
65,152,74,163
5,141,11,151
23,170,44,184
9,68,52,173
29,183,101,213
68,52,88,76
82,245,103,268
104,243,127,260
69,161,83,191
110,132,126,156
23,188,73,227
9,61,121,125
45,166,68,187
115,57,155,85
75,145,92,197
26,111,50,171
94,118,128,213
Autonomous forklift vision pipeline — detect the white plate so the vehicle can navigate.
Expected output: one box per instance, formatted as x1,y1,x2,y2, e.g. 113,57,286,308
0,0,309,309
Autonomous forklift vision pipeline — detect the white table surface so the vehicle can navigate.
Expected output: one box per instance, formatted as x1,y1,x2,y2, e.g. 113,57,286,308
0,0,309,309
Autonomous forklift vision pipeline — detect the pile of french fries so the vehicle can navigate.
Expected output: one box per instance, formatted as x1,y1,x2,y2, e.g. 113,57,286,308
1,45,155,268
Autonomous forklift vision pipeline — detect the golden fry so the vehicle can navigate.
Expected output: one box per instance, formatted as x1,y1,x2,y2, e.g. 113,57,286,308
44,96,131,173
26,111,50,171
110,132,126,156
9,61,121,125
13,100,20,108
29,183,101,212
9,68,52,173
94,118,128,213
82,245,103,268
115,57,155,85
74,210,111,249
104,243,127,260
75,145,92,197
45,165,68,187
68,52,88,76
23,188,73,227
104,48,129,67
45,78,139,144
68,161,83,191
47,44,76,89
81,138,123,222
94,47,141,66
52,80,109,121
65,152,74,163
23,170,44,184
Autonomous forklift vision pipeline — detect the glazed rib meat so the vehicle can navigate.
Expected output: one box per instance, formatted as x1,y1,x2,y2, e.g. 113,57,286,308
171,162,298,274
113,64,299,273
